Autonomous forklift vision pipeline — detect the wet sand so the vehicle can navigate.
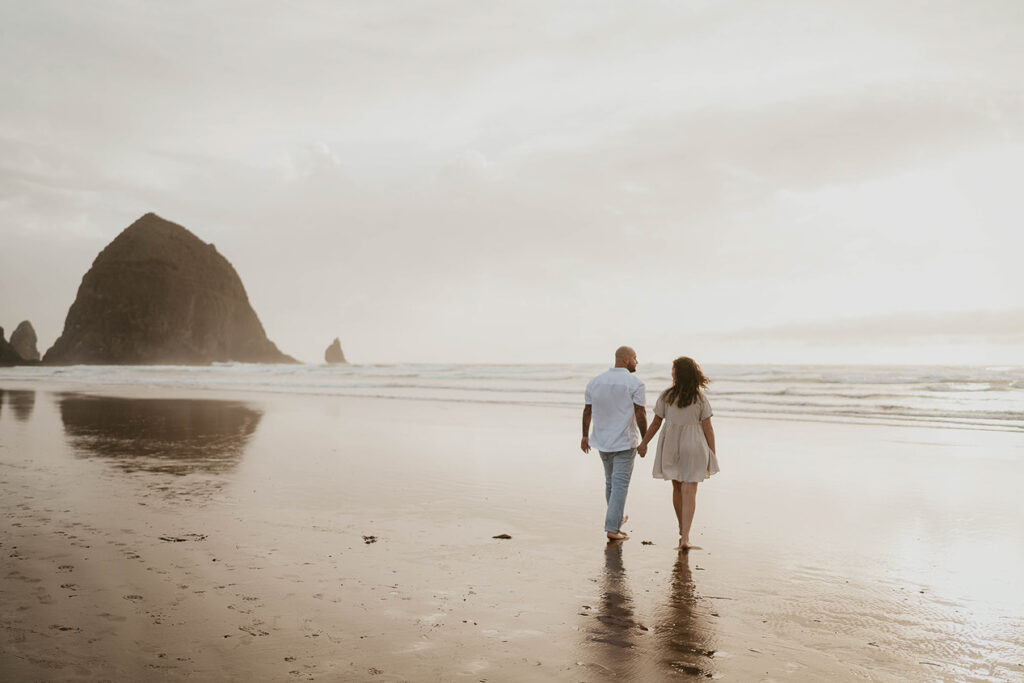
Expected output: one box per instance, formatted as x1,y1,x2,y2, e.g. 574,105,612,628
1,384,1023,681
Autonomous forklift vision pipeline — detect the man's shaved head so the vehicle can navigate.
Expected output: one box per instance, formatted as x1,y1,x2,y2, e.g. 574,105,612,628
614,346,638,372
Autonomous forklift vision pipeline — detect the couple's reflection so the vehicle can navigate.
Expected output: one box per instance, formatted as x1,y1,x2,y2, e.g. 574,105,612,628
58,394,263,475
586,544,715,679
655,552,716,677
584,540,641,678
0,389,36,422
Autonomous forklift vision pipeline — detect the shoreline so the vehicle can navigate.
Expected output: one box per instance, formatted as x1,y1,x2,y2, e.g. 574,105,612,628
2,384,1022,680
2,369,1019,437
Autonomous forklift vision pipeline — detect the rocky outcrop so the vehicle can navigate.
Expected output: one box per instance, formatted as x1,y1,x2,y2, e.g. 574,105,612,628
325,337,347,364
10,321,40,361
0,327,25,365
44,213,298,365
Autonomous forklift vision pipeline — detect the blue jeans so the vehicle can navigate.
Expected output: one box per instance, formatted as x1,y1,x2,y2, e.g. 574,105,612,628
600,449,635,533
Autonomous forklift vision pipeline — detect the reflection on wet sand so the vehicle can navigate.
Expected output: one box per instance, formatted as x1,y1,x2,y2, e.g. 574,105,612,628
583,541,642,677
583,545,718,679
58,394,263,474
1,388,36,422
653,552,717,677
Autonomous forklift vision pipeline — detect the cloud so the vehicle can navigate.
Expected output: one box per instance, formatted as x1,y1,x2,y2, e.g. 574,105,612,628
710,310,1024,345
3,1,1023,362
277,143,347,183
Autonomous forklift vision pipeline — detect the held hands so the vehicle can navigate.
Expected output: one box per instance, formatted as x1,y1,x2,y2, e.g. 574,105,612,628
581,437,649,456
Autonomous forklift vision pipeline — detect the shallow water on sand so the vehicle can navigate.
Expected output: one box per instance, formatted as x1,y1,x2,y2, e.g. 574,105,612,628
1,385,1022,681
4,362,1023,432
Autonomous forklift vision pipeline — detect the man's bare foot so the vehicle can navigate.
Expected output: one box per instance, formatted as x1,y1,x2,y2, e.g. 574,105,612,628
607,531,628,540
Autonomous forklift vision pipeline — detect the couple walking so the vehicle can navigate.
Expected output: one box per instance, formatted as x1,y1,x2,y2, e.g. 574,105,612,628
581,346,718,549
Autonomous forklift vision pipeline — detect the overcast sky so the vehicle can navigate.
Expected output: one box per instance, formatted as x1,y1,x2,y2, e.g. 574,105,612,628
1,1,1022,365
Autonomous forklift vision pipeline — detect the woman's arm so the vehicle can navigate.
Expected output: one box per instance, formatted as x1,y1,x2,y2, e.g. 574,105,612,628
637,415,663,456
701,417,715,453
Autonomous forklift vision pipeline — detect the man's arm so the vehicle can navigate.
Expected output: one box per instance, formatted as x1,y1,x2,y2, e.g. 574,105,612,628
580,405,592,453
634,404,648,443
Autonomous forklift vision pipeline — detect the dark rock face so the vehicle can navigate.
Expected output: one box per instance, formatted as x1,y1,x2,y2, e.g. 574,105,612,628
10,320,40,361
44,213,297,365
325,337,347,364
0,327,25,365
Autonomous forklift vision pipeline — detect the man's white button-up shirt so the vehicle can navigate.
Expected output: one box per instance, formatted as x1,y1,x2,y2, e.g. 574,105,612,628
585,368,646,452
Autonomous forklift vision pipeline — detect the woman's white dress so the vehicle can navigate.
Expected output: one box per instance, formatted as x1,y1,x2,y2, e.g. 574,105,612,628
651,391,719,483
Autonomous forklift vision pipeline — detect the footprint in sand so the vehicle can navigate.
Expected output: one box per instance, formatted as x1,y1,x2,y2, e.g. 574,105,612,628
238,624,270,637
58,565,74,572
123,594,144,602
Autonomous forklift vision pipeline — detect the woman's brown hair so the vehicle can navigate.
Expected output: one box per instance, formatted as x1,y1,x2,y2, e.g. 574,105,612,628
663,356,710,409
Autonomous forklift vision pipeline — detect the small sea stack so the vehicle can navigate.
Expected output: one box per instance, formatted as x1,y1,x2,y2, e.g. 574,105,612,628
325,337,347,364
0,327,25,365
10,320,40,361
44,213,298,365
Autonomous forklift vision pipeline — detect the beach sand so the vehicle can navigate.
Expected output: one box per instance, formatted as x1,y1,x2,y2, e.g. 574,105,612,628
1,384,1023,681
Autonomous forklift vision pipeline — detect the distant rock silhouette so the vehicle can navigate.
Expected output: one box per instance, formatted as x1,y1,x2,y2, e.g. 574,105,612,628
10,320,40,361
0,327,25,365
325,337,347,364
44,213,298,365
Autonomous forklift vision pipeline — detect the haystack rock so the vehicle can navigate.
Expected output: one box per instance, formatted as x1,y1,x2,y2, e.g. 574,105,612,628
0,327,25,365
10,320,40,361
44,213,298,365
325,337,347,364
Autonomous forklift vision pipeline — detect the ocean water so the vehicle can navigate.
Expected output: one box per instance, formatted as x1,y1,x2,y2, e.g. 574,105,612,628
2,363,1022,433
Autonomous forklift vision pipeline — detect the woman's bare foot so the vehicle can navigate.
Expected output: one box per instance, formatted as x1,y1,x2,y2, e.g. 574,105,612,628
607,531,629,540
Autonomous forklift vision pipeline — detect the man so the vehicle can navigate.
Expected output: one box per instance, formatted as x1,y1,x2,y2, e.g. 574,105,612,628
581,346,647,541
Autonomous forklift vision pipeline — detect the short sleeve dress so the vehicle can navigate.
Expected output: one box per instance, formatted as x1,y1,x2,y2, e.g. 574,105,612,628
651,391,719,483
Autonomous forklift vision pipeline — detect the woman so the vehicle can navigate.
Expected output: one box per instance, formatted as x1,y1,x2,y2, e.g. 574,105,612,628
638,357,718,550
